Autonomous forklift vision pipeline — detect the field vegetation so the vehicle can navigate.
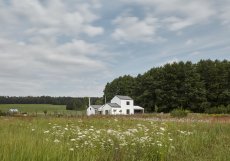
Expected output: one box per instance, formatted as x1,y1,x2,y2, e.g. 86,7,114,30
0,116,229,161
0,104,85,116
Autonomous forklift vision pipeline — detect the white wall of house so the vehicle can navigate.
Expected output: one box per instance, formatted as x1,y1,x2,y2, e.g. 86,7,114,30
102,104,112,115
120,99,134,108
123,107,134,115
111,108,123,115
102,106,134,115
86,106,96,116
120,100,134,115
101,105,132,115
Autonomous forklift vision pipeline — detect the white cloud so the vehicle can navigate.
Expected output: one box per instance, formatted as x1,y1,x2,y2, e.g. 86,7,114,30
162,17,193,31
83,26,104,37
0,0,104,39
112,16,161,42
0,0,111,96
0,37,105,72
185,39,194,46
0,0,229,96
220,5,230,25
122,0,216,30
157,58,179,67
0,37,109,96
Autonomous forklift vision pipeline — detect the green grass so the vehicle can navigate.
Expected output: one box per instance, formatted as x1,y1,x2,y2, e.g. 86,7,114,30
0,104,85,116
0,116,229,161
0,104,66,112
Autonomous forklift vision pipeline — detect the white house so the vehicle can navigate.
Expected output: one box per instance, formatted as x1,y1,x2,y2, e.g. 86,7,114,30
86,95,144,116
86,105,103,116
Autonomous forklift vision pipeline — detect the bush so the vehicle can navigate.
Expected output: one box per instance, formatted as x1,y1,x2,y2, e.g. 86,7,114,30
43,110,48,116
170,108,189,118
205,105,230,114
0,110,7,116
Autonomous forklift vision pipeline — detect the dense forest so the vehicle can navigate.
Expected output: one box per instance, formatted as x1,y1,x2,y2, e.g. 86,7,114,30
0,96,103,111
104,59,230,113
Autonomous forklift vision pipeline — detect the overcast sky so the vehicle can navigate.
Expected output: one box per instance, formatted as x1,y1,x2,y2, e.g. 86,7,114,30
0,0,229,97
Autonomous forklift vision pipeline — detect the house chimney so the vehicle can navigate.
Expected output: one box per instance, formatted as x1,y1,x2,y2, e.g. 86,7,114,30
104,95,106,104
88,97,91,107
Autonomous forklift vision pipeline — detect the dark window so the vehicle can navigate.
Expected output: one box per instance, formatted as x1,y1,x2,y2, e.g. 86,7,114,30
126,109,130,114
126,101,130,105
105,110,109,115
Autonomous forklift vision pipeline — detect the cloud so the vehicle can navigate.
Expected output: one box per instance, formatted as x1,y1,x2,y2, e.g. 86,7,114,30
121,0,216,31
112,16,162,42
220,5,230,25
157,58,179,67
0,37,107,73
0,0,229,96
0,0,104,39
0,0,110,96
162,17,194,31
0,37,109,96
185,39,194,46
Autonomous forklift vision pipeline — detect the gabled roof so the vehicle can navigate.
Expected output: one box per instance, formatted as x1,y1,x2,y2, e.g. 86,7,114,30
115,95,133,100
90,105,103,109
107,103,121,108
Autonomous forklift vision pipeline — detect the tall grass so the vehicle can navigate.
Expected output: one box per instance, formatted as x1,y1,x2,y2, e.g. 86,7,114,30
0,117,229,161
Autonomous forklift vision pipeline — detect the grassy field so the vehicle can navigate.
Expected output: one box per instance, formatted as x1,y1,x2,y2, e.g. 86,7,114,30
0,116,229,161
0,104,85,116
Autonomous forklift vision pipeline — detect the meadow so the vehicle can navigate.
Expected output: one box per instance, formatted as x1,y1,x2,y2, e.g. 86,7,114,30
0,104,84,116
0,116,229,161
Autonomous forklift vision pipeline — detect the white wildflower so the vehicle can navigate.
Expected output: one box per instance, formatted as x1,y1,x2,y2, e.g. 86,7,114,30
54,139,60,143
44,130,50,134
70,139,76,142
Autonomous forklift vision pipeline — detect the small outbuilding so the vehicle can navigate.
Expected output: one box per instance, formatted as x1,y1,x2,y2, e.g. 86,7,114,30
86,105,103,116
9,108,19,113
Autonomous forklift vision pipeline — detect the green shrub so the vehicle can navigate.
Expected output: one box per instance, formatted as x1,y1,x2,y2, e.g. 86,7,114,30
205,105,230,114
170,108,189,118
0,110,7,116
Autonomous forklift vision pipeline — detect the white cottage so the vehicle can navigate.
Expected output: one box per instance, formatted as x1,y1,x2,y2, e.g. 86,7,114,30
86,105,103,116
87,95,144,116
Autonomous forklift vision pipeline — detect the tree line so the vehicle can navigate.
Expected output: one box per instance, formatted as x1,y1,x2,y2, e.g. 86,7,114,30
104,59,230,113
0,96,103,111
